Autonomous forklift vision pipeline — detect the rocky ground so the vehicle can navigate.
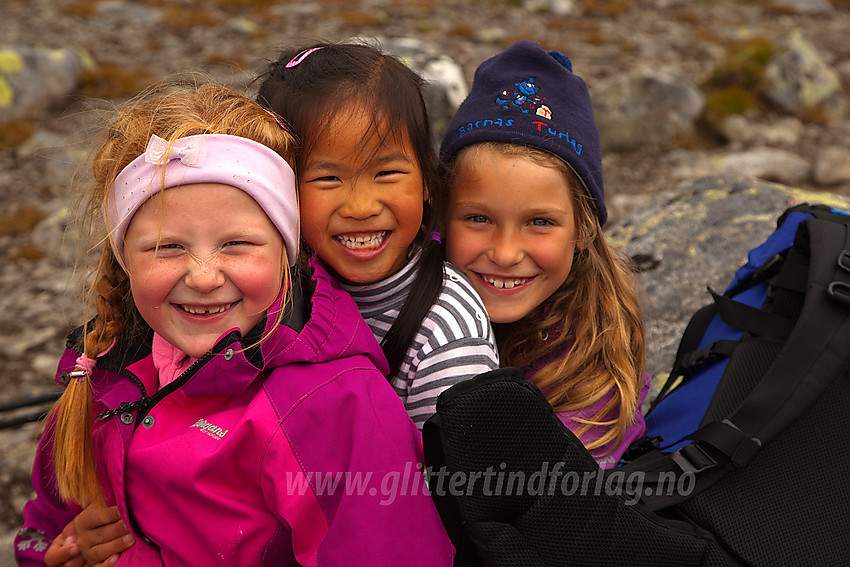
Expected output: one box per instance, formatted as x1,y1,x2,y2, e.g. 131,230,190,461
3,0,850,559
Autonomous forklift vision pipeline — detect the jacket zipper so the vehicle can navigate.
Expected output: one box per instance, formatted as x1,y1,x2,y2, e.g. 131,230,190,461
131,350,214,427
101,337,238,551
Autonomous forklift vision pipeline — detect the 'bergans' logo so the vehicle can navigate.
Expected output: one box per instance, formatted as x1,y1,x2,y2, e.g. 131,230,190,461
191,418,229,439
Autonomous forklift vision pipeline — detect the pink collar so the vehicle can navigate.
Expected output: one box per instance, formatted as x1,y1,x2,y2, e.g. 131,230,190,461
152,333,198,389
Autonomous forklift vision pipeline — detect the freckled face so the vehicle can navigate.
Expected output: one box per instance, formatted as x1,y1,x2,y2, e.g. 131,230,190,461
447,146,581,324
122,183,285,357
297,107,428,284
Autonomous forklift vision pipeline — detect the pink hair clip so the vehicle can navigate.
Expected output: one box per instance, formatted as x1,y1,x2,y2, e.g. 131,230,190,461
263,108,288,131
286,46,324,68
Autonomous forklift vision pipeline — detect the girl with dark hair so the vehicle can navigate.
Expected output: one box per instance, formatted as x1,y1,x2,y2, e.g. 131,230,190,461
257,41,499,429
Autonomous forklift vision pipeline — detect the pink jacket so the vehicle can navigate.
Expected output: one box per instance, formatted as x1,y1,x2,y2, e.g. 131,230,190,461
16,260,453,566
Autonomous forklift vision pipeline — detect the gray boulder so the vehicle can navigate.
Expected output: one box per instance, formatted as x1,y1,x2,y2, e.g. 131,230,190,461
0,45,92,123
591,70,705,151
765,28,845,123
606,175,850,379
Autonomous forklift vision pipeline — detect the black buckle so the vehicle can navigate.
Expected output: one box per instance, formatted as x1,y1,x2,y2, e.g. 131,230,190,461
753,253,785,281
839,250,850,274
671,442,716,474
827,281,850,307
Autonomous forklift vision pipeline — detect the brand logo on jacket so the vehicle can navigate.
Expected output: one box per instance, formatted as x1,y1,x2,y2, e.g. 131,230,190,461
191,418,229,439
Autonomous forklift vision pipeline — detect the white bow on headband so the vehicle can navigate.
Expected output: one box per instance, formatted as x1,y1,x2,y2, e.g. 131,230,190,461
144,134,207,167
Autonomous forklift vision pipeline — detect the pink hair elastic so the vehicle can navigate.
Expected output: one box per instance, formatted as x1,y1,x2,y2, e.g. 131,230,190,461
105,134,298,265
285,47,324,68
71,337,117,383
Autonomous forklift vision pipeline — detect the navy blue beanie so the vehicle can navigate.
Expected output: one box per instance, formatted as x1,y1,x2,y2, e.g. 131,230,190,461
440,39,606,225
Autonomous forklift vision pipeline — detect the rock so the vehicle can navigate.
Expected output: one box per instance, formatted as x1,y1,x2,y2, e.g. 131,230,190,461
605,175,850,377
765,28,845,123
0,530,17,567
377,37,468,147
0,421,41,537
522,0,582,16
96,0,162,23
666,147,812,186
713,147,811,184
16,129,90,192
813,145,850,186
0,45,92,123
768,0,835,15
29,199,83,267
591,70,705,151
719,114,804,148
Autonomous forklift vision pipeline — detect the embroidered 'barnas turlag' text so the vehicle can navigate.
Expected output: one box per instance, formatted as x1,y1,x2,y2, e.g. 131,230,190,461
191,418,229,439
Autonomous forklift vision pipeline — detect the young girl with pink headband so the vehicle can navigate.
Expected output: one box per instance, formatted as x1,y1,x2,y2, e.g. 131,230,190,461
15,83,452,567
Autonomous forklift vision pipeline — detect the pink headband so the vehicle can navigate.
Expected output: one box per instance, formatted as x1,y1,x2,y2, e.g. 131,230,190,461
106,134,298,266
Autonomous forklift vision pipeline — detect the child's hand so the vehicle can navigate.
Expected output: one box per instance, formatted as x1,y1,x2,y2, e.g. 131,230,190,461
73,504,135,567
44,521,82,567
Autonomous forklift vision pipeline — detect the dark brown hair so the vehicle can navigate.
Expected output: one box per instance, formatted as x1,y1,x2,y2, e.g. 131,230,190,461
256,41,444,376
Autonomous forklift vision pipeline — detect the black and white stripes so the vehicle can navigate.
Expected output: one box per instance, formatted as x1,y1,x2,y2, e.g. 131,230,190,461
341,255,499,428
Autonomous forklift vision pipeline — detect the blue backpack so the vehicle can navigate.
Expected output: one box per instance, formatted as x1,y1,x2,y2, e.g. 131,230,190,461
422,202,850,566
643,203,850,453
616,202,850,564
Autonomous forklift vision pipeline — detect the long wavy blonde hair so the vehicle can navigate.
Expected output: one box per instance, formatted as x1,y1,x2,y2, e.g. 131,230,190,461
50,82,297,506
450,142,646,454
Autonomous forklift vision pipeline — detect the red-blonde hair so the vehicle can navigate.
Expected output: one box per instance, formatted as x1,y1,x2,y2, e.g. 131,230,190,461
50,82,297,506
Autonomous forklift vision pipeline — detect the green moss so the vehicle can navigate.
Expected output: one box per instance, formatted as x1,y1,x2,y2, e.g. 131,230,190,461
161,6,220,30
10,244,46,262
699,38,777,136
703,86,759,130
220,0,276,7
60,0,99,18
704,38,776,91
583,0,633,17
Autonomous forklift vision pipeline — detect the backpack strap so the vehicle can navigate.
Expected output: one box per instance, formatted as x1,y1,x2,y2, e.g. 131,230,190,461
650,207,842,408
629,216,850,511
650,302,720,409
692,218,850,448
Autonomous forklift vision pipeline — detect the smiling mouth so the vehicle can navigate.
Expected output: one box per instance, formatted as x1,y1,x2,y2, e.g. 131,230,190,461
334,231,388,250
480,274,531,289
178,303,233,315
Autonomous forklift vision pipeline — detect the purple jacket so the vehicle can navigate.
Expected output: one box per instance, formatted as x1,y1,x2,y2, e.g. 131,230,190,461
16,260,453,566
524,340,649,469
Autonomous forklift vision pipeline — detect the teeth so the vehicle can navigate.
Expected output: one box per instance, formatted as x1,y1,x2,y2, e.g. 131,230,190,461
482,275,529,289
181,303,232,315
335,232,387,249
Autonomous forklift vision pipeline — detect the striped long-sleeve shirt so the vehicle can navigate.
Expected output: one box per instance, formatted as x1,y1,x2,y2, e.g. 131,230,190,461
341,254,499,428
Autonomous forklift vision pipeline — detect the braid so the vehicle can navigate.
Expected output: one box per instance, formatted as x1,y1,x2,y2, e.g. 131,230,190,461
89,250,130,353
49,80,296,506
51,246,132,505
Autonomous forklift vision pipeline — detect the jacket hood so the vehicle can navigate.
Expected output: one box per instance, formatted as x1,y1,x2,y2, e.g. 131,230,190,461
256,256,389,372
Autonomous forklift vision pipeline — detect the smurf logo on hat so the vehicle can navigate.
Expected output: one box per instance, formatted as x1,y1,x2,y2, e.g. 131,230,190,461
440,39,608,225
495,77,552,119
